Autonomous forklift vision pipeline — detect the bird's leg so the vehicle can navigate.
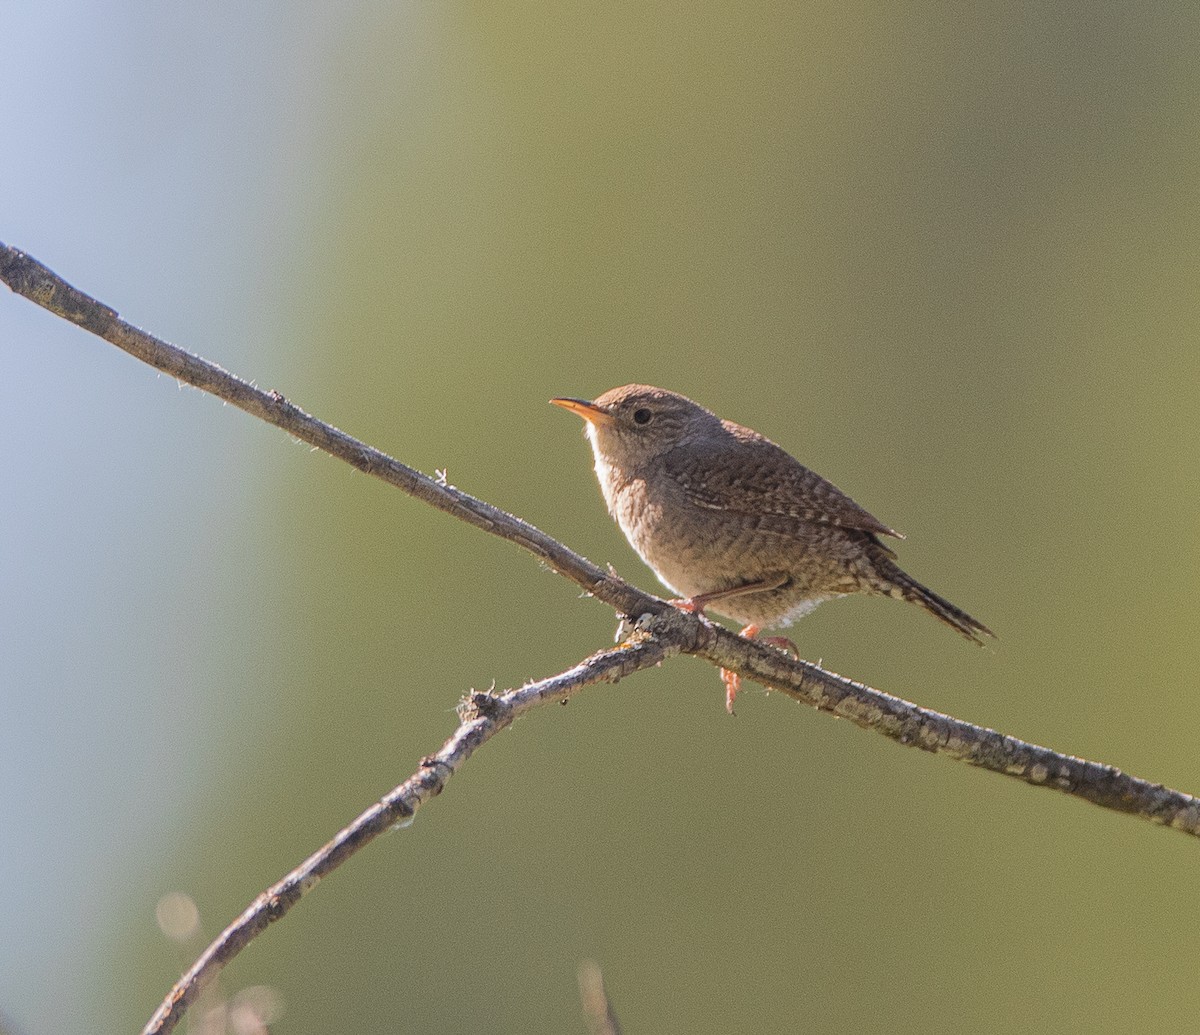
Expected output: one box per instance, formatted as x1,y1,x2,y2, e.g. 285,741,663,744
760,635,799,656
721,624,758,714
720,629,799,713
671,573,789,617
669,575,791,714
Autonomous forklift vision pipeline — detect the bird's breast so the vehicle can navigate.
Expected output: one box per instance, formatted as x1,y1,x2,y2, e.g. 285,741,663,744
597,461,736,599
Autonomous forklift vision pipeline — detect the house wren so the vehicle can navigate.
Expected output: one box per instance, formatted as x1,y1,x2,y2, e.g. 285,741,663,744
551,384,993,711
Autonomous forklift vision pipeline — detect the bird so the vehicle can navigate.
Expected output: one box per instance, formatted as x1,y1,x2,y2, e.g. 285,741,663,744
551,384,993,712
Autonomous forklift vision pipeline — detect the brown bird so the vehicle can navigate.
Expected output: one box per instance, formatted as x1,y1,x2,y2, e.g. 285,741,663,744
551,384,993,712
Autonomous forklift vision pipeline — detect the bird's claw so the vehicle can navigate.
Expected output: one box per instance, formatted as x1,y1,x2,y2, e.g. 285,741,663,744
721,668,740,715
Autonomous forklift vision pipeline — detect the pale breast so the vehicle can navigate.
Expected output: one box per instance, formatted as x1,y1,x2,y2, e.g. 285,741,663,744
603,464,774,600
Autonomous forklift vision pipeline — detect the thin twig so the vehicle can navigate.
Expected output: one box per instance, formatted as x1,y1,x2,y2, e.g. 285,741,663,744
578,961,622,1035
142,641,672,1035
3,242,1199,1034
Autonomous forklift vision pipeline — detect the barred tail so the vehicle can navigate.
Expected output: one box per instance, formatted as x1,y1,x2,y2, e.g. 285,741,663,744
876,558,995,645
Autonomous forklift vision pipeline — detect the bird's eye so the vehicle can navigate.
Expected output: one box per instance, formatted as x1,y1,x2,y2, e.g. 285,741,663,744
632,408,653,425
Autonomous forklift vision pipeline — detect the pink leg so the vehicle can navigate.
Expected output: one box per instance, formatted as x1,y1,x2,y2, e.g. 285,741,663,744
721,624,760,714
669,580,793,714
723,629,800,714
761,635,799,655
669,598,751,714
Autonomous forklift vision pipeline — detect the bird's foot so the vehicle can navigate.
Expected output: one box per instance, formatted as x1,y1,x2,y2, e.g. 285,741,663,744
761,635,799,658
669,597,744,712
670,612,798,714
720,623,761,715
720,628,799,714
721,667,741,715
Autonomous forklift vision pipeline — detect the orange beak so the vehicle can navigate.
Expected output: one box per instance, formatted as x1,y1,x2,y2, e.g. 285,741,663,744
550,397,615,426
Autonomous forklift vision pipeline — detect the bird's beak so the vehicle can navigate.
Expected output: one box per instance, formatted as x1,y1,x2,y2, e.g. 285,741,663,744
550,397,615,427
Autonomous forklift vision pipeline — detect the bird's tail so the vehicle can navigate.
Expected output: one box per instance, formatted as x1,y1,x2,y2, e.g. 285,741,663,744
874,557,995,645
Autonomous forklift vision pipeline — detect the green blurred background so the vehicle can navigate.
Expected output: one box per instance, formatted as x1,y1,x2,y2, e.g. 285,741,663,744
4,2,1200,1032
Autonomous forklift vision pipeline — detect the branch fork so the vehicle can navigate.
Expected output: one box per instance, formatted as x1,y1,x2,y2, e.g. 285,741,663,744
2,242,1196,1035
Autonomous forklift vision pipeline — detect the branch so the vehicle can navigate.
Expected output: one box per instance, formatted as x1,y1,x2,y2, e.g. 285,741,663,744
141,641,673,1034
578,961,623,1035
4,241,1194,834
3,242,1199,1032
0,245,654,617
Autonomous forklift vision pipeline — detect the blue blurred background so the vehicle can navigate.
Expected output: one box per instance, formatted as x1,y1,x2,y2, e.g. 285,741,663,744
4,2,1200,1032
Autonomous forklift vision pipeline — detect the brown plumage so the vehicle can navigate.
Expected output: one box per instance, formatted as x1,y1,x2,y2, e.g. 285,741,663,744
552,385,993,710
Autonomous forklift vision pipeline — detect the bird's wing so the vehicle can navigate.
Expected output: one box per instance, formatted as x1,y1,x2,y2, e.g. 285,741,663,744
663,427,904,543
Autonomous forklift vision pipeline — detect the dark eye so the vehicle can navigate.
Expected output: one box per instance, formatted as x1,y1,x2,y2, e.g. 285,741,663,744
632,408,653,425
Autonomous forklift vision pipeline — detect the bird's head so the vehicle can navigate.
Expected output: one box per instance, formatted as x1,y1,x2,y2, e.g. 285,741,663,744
551,384,721,470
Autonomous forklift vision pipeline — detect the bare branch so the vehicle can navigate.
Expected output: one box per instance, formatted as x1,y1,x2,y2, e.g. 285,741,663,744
578,960,622,1035
0,244,655,617
141,641,672,1035
683,615,1200,831
3,241,1198,833
4,241,1200,1034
